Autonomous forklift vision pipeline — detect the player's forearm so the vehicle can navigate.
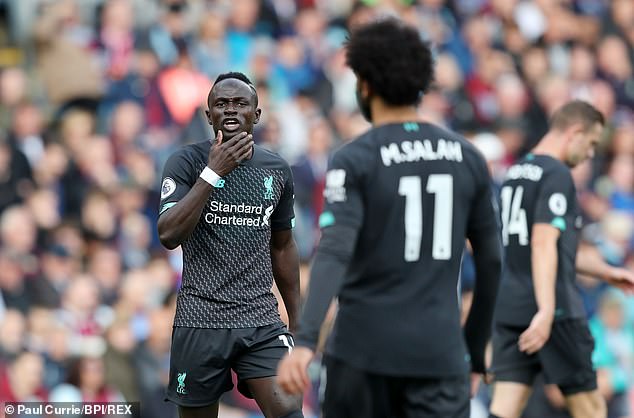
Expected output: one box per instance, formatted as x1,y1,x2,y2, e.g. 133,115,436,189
295,225,357,351
271,239,301,333
575,243,613,281
531,233,558,315
158,179,214,249
295,251,347,351
464,232,502,373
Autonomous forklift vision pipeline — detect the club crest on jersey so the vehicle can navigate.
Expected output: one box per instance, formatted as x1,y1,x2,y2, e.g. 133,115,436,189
264,176,274,199
161,177,176,199
176,372,187,395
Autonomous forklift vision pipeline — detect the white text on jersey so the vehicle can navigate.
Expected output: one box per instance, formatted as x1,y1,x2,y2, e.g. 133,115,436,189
210,200,263,214
505,164,543,182
380,139,463,167
205,200,273,227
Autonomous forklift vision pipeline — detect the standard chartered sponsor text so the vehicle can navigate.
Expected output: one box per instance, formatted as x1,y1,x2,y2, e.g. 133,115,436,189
206,200,272,226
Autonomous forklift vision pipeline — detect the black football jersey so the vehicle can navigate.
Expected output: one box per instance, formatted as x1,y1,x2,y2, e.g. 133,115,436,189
306,121,499,376
494,154,585,326
159,142,295,328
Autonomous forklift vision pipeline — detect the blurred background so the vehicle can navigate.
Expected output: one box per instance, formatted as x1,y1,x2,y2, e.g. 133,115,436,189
0,0,632,417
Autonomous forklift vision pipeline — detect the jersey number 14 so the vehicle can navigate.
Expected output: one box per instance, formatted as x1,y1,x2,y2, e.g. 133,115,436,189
500,185,528,246
398,175,453,262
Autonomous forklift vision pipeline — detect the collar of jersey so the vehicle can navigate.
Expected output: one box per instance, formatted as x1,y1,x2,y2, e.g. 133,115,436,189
238,145,256,166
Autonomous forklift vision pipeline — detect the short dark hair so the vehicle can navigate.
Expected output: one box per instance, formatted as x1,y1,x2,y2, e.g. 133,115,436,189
213,71,255,87
209,72,258,105
345,17,434,106
550,100,605,132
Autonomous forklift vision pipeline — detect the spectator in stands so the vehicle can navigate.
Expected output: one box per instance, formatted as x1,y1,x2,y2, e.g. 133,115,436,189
64,355,124,403
0,350,47,403
590,290,634,418
0,309,25,363
27,244,75,309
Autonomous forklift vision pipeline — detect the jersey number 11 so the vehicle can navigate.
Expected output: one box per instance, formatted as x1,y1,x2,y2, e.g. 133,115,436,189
398,175,453,262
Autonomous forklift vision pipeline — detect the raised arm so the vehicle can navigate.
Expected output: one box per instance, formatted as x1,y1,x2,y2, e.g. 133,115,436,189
158,131,253,249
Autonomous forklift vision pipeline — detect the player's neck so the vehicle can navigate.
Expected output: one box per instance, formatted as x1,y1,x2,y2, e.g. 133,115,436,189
531,132,566,162
370,99,419,127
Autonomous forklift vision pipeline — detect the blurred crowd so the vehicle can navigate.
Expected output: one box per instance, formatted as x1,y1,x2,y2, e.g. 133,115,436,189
0,0,632,417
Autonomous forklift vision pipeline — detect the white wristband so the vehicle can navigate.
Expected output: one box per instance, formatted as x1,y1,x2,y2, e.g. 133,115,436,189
200,167,223,187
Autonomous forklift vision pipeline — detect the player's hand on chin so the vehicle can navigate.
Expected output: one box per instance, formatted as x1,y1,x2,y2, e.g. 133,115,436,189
604,266,634,295
207,130,254,176
518,310,554,355
277,346,314,395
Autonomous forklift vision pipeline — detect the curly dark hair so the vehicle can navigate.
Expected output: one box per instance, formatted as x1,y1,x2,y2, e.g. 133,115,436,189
345,17,434,106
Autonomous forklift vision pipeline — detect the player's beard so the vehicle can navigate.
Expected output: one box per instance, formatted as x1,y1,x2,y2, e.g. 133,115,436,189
355,87,372,122
564,149,583,167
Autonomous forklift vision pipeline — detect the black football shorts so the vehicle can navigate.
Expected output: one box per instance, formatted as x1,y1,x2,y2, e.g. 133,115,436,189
165,323,294,407
490,318,597,395
322,355,470,418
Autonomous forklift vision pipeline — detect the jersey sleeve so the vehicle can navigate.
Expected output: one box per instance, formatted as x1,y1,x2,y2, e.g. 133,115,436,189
318,147,365,231
271,162,296,231
466,158,500,238
295,146,366,350
533,167,573,231
464,152,503,373
158,150,195,216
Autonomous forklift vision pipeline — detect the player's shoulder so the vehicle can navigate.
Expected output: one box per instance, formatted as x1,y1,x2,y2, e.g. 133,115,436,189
421,122,484,161
252,143,286,162
162,141,208,176
537,154,569,173
337,129,376,155
331,122,487,173
250,144,292,171
538,155,573,185
527,153,570,177
415,122,490,179
504,153,571,186
328,130,376,169
168,140,209,163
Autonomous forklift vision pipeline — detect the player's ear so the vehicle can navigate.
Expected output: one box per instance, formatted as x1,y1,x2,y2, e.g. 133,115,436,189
565,122,585,143
254,108,262,125
357,78,371,99
205,109,212,125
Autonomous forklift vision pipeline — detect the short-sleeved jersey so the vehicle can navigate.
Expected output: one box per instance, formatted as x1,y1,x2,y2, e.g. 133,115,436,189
319,122,499,377
494,154,585,326
159,142,295,329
